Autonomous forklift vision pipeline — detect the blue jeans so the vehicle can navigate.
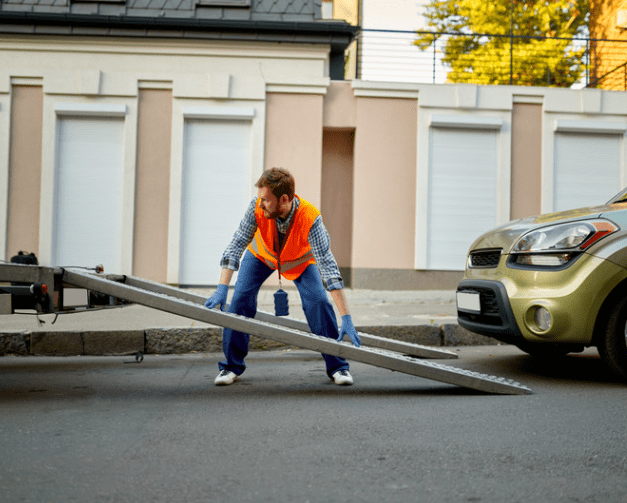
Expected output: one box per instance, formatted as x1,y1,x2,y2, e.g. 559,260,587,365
219,251,349,378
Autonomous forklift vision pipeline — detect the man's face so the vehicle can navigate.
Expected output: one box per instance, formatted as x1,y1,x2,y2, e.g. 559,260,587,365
258,186,282,220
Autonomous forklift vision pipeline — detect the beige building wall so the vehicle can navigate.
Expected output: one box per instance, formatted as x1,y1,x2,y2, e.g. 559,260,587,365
321,129,354,273
6,85,43,260
511,103,542,220
323,81,356,129
3,47,627,290
262,92,325,287
321,82,357,282
264,93,325,208
133,89,173,283
0,36,324,282
351,96,420,287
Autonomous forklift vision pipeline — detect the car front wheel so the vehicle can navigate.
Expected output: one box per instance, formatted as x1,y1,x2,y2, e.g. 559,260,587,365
598,295,627,381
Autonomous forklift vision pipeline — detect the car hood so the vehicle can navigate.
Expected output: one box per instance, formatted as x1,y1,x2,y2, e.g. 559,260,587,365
468,203,627,253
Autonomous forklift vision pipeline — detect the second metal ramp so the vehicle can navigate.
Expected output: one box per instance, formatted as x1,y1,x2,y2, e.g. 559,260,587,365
117,273,458,361
62,269,532,395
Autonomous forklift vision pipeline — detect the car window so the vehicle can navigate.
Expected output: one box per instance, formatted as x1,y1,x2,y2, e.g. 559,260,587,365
607,187,627,205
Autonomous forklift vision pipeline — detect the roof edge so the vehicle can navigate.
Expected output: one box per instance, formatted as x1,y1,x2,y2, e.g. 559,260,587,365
0,11,360,50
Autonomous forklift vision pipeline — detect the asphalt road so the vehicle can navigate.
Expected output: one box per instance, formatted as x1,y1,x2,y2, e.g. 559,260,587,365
1,346,626,503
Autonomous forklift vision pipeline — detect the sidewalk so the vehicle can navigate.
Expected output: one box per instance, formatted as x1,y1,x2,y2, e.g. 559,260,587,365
0,288,494,356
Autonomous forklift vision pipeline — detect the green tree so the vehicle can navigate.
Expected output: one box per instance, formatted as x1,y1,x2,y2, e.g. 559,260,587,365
415,0,589,87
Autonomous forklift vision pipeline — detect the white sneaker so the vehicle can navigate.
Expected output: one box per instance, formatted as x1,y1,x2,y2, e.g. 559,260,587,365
332,370,354,386
214,370,238,386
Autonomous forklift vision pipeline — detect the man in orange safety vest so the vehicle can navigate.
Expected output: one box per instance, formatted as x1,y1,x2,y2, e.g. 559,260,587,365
205,167,361,386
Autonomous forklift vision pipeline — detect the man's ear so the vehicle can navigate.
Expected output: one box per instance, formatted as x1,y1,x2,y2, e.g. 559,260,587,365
280,194,292,205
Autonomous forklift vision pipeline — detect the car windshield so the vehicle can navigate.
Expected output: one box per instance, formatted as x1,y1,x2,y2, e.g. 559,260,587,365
607,187,627,205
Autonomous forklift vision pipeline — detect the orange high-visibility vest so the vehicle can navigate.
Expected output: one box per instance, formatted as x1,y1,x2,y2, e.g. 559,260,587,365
247,195,319,280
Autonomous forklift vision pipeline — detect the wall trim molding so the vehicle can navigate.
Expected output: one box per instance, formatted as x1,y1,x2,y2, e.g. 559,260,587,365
554,119,627,135
54,103,127,117
182,106,255,120
430,114,503,130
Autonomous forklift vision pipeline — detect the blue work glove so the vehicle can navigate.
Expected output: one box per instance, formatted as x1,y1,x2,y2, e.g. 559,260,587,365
204,284,228,311
338,314,362,347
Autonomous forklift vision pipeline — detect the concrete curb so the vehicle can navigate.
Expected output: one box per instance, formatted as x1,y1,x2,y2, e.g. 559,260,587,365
0,324,496,357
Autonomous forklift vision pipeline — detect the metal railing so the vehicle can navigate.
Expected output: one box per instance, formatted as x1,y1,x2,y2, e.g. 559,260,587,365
355,29,627,90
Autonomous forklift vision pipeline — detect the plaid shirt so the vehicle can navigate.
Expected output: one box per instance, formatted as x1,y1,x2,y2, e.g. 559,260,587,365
221,197,344,291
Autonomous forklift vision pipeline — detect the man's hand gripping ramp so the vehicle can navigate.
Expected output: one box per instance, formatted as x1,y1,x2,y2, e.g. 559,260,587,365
62,269,532,396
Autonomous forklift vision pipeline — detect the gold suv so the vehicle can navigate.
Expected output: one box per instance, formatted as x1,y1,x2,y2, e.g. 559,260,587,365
457,188,627,380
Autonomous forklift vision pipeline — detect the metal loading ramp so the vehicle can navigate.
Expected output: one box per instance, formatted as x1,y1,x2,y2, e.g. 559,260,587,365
59,268,531,395
115,273,459,360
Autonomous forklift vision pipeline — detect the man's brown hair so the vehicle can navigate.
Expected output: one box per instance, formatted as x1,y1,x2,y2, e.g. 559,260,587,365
255,168,295,200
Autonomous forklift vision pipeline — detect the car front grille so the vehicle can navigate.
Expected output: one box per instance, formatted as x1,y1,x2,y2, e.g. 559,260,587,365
456,281,524,343
468,249,502,268
457,285,502,324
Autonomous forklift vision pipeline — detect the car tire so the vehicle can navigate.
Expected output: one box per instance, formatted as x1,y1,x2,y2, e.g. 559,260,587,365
598,295,627,381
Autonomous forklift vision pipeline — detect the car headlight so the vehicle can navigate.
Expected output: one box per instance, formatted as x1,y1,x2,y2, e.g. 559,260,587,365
510,219,618,267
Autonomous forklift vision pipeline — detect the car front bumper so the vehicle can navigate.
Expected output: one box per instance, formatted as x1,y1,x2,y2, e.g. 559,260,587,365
457,279,524,345
457,253,627,346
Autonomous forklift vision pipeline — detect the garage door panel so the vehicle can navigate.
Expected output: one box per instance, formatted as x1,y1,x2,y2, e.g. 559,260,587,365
428,128,498,271
52,117,124,272
554,133,621,211
179,120,251,285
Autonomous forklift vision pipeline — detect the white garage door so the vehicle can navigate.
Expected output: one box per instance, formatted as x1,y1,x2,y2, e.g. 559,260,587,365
179,119,251,285
554,133,621,211
52,117,124,271
428,128,499,270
